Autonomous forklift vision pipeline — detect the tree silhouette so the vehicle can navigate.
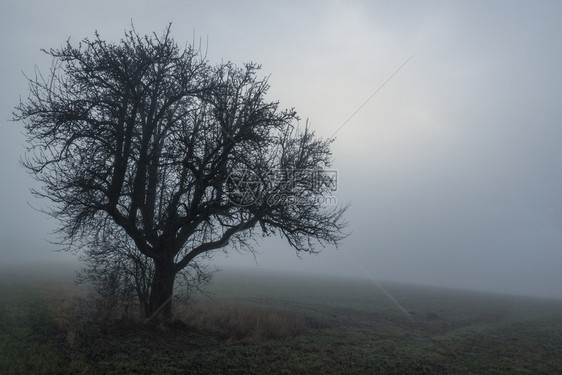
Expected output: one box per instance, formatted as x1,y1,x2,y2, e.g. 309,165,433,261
15,25,347,320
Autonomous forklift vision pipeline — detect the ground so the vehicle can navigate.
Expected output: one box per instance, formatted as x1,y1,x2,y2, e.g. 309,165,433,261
1,266,561,374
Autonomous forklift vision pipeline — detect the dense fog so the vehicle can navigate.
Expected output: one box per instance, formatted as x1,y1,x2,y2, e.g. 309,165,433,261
1,0,561,299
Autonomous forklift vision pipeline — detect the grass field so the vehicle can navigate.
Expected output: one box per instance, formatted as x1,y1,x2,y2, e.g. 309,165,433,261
1,265,561,374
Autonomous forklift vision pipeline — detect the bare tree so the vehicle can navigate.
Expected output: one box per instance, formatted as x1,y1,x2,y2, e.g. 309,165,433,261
14,25,347,321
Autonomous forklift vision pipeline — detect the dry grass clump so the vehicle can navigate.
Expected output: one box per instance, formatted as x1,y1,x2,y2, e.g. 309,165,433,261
174,301,306,339
42,283,305,343
43,284,92,348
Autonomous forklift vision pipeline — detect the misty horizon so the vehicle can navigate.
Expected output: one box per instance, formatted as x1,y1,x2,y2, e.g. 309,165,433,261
2,0,562,301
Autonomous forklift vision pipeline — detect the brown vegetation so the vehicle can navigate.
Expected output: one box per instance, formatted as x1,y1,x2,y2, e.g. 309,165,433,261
174,301,306,339
44,282,306,344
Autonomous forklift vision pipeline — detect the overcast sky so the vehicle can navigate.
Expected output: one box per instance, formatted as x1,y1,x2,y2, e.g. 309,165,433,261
1,0,561,299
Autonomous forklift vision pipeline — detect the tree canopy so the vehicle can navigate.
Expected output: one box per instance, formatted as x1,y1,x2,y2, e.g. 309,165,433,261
15,25,347,320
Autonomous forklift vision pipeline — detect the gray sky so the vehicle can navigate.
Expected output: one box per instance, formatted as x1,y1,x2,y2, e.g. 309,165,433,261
1,0,561,298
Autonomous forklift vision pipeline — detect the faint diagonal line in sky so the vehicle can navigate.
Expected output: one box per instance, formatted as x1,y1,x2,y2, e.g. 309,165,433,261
329,53,416,139
342,248,412,320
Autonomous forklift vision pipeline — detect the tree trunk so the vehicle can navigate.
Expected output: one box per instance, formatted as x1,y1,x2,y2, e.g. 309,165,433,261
147,258,176,322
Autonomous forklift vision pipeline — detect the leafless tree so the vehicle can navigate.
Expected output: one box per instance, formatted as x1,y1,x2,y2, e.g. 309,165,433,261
15,25,347,321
